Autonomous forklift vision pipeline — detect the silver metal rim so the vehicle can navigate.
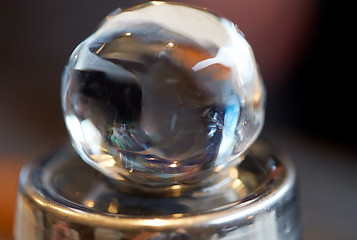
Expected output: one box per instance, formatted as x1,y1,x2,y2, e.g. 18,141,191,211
15,139,301,239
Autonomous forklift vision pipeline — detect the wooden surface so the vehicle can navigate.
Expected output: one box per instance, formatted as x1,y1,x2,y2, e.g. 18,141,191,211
0,157,26,240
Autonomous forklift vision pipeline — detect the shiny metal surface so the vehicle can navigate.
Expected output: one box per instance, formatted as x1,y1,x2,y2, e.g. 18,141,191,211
14,139,301,239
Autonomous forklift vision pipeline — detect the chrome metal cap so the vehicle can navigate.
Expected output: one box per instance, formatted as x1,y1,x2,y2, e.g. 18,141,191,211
14,139,301,239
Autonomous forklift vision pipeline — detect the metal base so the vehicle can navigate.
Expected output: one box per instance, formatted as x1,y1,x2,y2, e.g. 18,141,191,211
14,139,301,239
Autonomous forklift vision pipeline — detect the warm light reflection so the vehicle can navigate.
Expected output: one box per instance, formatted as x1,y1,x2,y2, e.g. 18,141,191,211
166,41,176,50
169,162,178,168
90,154,116,168
84,200,95,208
144,218,167,227
108,200,119,214
231,179,243,189
231,178,248,197
151,1,165,6
253,77,263,109
170,184,182,190
229,168,239,179
214,164,225,172
95,43,106,54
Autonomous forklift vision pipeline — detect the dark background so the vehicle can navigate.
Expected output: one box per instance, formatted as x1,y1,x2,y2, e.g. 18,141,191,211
1,0,356,154
1,0,356,239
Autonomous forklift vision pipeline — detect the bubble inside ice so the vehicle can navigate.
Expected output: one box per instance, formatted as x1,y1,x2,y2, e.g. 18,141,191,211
62,1,265,187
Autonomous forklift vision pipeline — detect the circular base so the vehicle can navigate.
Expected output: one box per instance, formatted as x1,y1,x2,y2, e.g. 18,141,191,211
14,139,301,239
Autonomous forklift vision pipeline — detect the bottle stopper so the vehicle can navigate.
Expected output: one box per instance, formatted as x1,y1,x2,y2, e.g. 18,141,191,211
62,1,265,189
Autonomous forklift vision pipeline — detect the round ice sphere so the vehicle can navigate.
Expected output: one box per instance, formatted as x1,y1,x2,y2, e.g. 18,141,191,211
62,1,265,187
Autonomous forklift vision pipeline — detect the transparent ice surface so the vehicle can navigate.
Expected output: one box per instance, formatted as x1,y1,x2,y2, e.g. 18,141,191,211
62,1,265,187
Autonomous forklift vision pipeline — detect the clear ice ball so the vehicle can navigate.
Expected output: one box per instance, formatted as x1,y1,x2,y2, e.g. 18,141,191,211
62,1,265,187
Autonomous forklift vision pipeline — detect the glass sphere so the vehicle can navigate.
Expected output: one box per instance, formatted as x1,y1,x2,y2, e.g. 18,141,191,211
62,1,265,187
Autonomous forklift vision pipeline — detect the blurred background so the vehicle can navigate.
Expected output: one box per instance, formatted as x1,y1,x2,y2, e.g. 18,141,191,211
0,0,356,239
